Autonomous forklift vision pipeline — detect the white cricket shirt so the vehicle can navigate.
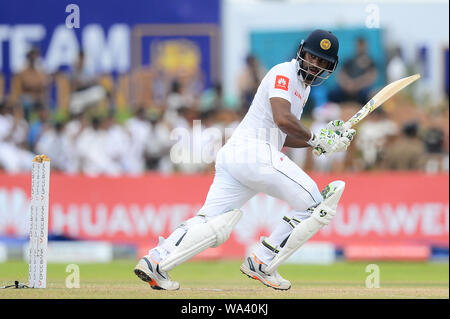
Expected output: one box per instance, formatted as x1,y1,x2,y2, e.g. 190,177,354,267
229,59,311,151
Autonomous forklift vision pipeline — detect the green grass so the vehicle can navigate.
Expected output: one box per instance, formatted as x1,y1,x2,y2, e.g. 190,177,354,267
0,260,448,299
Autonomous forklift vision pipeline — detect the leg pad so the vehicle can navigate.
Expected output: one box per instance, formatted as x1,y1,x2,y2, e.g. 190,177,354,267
265,181,345,273
159,209,243,271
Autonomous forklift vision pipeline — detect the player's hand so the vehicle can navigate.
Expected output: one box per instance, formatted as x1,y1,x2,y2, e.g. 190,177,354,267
326,120,356,150
308,128,340,155
333,133,355,152
326,120,355,138
311,126,356,156
326,120,346,134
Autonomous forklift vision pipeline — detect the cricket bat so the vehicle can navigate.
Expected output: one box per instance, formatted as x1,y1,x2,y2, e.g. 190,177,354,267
313,73,421,156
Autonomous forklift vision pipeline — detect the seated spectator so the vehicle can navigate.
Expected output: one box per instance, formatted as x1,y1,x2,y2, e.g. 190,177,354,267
386,46,408,82
423,122,446,173
200,82,237,112
237,54,266,112
328,37,377,105
199,108,223,171
103,112,131,173
124,108,154,174
171,107,210,174
164,80,195,127
0,101,34,173
63,110,88,144
151,67,170,107
62,110,90,172
11,47,49,121
167,80,195,110
176,67,204,109
213,108,241,142
35,121,78,173
149,108,178,173
28,104,51,152
69,50,106,115
75,116,122,176
9,104,29,149
424,127,444,154
381,121,426,170
355,108,398,169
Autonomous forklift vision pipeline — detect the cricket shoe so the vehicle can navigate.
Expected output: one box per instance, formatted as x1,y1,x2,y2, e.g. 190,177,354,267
240,253,291,290
134,255,180,290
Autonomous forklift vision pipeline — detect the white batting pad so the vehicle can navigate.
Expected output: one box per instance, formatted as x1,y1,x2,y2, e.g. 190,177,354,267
159,209,243,272
265,180,345,273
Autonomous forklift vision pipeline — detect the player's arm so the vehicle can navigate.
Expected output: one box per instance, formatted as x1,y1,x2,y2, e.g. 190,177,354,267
270,97,312,148
271,97,354,153
283,135,311,148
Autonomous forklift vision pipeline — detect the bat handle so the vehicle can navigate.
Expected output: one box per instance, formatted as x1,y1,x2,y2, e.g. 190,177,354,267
312,146,324,156
343,121,352,130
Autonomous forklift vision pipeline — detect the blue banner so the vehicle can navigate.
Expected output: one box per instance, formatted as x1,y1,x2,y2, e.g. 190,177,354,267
0,0,220,92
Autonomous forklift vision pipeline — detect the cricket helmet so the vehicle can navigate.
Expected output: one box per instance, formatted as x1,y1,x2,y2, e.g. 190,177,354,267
296,29,339,86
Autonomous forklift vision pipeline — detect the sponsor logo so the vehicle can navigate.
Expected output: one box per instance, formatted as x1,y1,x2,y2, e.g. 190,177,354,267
320,39,331,50
274,75,289,91
0,176,448,250
320,210,327,217
294,90,302,100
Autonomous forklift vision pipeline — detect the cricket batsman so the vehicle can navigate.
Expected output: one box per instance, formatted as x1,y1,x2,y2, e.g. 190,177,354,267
134,29,356,290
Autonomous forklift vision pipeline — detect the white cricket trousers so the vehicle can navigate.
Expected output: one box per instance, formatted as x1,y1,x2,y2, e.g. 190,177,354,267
198,138,323,217
195,138,324,264
155,138,324,265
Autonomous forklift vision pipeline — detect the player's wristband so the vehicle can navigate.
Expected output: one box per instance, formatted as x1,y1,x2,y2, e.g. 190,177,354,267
307,130,317,147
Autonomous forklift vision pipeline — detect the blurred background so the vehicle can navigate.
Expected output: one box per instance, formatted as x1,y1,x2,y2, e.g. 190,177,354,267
0,0,448,267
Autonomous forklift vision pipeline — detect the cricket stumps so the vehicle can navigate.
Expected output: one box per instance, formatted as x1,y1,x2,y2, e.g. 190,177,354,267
29,154,50,288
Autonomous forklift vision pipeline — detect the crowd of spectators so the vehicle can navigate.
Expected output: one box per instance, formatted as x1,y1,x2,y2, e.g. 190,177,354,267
0,43,448,176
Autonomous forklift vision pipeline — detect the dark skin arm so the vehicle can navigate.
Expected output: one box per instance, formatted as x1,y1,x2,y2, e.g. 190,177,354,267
284,134,311,148
270,97,312,148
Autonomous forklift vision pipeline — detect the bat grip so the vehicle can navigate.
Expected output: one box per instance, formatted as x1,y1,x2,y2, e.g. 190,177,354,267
343,121,352,130
312,146,324,156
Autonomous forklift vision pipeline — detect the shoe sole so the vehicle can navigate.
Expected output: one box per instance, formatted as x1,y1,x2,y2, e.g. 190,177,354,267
134,268,164,290
134,262,180,291
240,264,291,291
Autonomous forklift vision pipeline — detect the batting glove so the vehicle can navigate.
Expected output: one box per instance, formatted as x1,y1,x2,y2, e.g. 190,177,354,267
308,128,341,155
327,120,355,137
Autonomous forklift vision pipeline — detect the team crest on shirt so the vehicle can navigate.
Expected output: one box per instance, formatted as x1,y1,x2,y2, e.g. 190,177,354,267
274,75,289,91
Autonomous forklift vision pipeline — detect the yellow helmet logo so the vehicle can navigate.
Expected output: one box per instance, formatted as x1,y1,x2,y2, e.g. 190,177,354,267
320,39,331,50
